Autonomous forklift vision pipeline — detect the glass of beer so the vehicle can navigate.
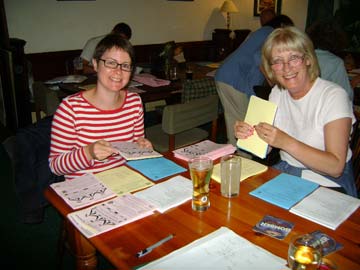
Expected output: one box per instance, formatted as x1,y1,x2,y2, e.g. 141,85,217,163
188,156,213,211
288,234,323,270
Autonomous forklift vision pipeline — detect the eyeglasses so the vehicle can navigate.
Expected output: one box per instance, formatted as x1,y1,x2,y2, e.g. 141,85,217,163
270,55,305,71
99,59,133,72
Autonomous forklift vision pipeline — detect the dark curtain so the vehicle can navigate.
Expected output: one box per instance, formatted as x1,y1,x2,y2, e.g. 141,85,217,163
306,0,334,30
334,0,360,52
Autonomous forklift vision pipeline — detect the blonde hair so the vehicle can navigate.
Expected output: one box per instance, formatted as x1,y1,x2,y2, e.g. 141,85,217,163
261,26,320,89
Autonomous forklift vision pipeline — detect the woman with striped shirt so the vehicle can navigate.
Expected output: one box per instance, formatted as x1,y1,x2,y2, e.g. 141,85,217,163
49,34,152,180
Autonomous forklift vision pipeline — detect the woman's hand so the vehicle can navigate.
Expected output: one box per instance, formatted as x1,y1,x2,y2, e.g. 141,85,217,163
234,121,254,139
255,122,289,149
136,137,153,149
86,140,118,161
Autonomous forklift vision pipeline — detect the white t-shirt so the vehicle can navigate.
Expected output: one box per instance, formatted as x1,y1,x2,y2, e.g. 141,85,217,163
80,35,105,63
269,77,355,168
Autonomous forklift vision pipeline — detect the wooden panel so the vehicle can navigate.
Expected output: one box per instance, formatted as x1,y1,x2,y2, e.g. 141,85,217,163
26,40,216,82
27,49,82,81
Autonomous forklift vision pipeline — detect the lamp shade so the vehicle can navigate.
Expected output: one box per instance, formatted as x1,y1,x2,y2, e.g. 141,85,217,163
220,0,239,13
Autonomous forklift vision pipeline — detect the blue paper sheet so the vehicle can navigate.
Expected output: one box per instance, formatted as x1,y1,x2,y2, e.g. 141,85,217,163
127,157,187,181
249,173,319,210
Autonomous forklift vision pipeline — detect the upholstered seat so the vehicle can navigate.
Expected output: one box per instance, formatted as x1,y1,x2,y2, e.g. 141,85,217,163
146,95,219,153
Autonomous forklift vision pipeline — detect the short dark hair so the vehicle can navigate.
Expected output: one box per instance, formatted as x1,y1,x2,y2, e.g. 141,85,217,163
260,8,276,26
111,22,132,40
93,34,135,68
264,14,294,29
306,19,348,54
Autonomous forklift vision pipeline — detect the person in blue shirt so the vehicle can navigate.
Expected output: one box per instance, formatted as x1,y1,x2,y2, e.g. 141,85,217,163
215,15,294,146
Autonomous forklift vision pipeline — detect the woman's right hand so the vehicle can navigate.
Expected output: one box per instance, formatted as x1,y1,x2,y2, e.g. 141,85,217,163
85,140,118,161
234,121,254,139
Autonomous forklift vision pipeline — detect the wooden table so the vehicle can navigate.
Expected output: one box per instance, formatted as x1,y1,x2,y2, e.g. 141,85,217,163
44,153,360,270
57,62,216,104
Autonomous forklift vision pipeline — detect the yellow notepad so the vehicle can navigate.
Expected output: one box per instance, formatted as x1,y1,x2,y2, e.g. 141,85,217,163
96,166,154,195
236,96,277,159
211,157,268,183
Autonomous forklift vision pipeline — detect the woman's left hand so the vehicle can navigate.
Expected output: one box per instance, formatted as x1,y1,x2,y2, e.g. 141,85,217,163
255,122,289,149
136,137,153,149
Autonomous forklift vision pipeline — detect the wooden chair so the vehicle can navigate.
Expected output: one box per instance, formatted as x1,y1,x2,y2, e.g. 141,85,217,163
145,95,219,153
351,109,360,196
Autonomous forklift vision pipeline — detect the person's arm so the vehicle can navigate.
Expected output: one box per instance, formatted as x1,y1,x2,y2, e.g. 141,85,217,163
255,117,352,177
48,101,116,176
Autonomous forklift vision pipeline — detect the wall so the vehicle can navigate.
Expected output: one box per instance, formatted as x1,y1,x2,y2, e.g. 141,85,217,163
4,0,308,54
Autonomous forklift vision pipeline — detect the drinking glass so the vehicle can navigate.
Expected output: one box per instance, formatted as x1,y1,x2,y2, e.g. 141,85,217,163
220,154,241,197
288,234,323,270
188,156,213,211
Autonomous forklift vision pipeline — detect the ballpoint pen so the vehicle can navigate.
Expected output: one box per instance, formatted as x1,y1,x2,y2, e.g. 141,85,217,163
136,234,174,258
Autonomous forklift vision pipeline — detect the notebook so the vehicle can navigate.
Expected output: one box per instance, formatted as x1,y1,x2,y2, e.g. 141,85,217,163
173,140,236,161
290,187,360,230
127,157,186,181
249,173,319,210
111,141,162,160
211,157,268,183
236,96,277,159
50,173,117,210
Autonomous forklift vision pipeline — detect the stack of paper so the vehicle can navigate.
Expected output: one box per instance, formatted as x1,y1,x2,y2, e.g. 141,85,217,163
45,75,87,84
211,157,268,183
173,140,236,161
127,157,187,181
290,187,360,230
134,175,192,213
249,173,319,210
111,141,162,160
50,173,117,210
68,194,156,238
236,95,277,159
95,166,154,196
138,227,287,270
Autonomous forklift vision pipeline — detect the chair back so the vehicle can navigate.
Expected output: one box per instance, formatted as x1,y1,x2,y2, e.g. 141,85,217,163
146,95,219,152
162,94,218,135
181,77,223,114
181,77,218,103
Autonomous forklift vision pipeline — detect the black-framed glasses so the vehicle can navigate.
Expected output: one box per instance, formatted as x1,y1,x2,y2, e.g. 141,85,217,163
99,59,133,72
271,55,305,71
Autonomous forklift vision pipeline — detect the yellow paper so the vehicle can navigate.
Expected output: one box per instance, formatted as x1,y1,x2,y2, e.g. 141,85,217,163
211,157,268,183
96,166,154,195
236,96,277,158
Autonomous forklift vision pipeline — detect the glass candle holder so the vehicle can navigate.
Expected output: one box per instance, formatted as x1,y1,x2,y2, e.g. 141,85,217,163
288,234,323,270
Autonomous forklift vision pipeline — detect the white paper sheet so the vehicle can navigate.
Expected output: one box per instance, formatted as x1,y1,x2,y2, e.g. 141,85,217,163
139,227,288,270
134,175,192,213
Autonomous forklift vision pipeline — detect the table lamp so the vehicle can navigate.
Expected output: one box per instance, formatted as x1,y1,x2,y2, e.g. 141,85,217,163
220,0,239,30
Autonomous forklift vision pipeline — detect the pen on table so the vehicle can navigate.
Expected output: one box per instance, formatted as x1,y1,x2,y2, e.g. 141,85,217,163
136,234,174,258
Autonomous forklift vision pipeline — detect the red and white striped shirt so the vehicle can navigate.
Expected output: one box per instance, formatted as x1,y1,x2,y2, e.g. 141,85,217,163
49,91,144,180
